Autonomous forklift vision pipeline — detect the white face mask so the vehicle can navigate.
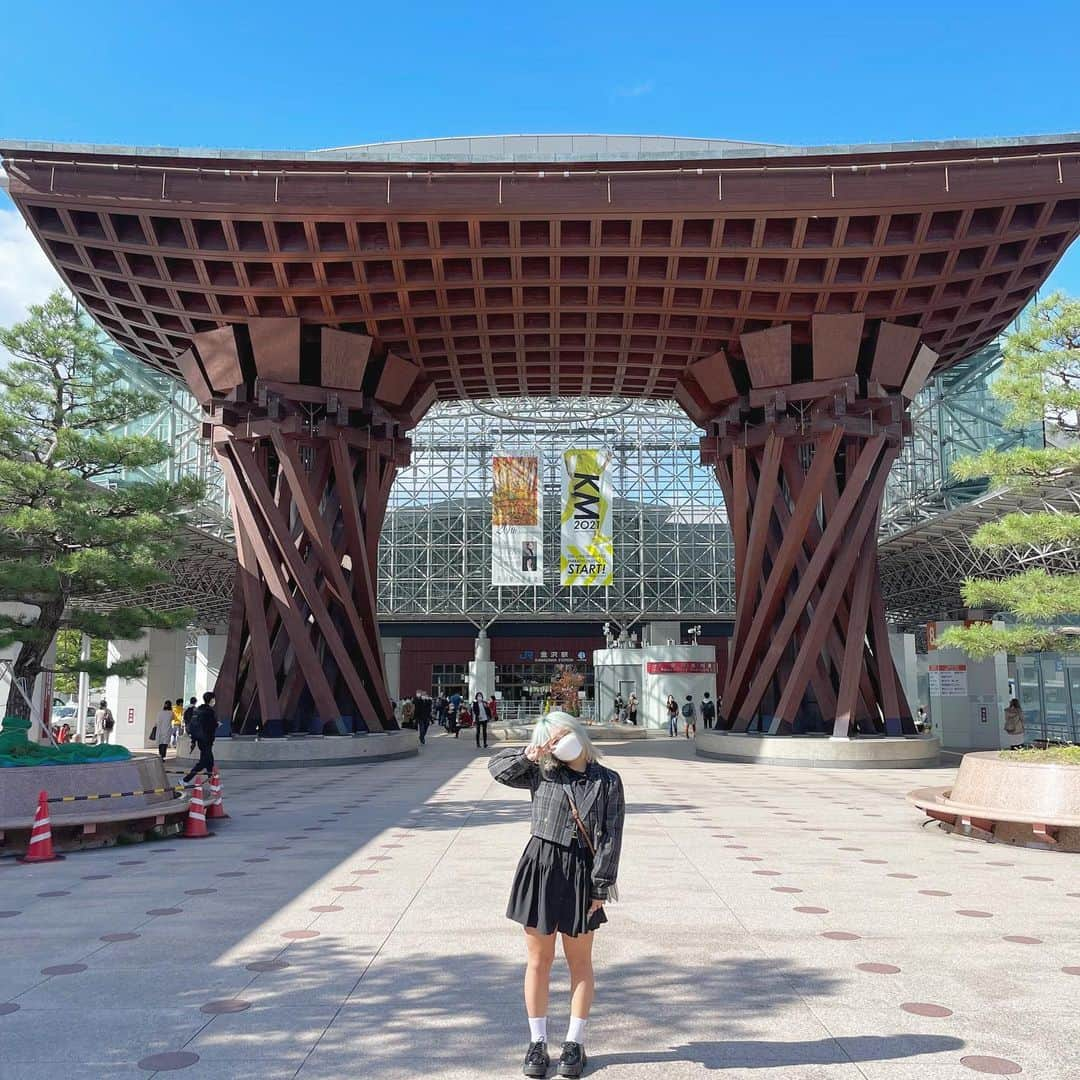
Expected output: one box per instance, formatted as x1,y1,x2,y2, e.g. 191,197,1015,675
552,731,584,762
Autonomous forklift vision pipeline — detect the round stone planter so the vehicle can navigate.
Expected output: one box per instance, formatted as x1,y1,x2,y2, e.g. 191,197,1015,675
695,730,940,769
908,751,1080,850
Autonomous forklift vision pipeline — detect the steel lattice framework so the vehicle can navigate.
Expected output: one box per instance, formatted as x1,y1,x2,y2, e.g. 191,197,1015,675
381,397,734,622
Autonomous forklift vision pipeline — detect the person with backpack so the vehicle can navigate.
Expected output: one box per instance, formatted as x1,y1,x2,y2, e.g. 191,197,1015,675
701,692,716,730
681,695,698,739
665,694,679,737
183,696,198,752
95,699,115,744
182,692,218,787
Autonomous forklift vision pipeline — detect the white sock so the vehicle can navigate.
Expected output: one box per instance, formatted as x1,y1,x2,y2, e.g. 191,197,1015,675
528,1016,547,1043
566,1016,588,1045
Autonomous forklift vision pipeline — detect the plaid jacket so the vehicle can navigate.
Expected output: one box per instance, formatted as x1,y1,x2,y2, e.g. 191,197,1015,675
488,747,625,901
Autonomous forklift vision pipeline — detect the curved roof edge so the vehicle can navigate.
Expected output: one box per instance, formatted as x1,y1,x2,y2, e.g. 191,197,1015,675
3,132,1080,166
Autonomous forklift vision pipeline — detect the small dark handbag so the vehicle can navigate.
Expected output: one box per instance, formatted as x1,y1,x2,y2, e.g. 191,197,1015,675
563,785,620,902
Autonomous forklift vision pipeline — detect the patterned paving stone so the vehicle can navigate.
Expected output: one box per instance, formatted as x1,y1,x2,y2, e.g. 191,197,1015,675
200,998,251,1014
821,931,861,940
101,932,140,942
137,1051,200,1071
245,959,290,972
856,963,901,974
901,1002,953,1017
146,907,183,915
959,1055,1023,1074
281,930,320,940
41,963,88,975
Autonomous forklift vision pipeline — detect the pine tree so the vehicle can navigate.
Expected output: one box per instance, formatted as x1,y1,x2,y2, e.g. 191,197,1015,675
940,292,1080,657
0,291,202,719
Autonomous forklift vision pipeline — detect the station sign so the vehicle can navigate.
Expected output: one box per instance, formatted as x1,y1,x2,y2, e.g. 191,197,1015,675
646,661,717,674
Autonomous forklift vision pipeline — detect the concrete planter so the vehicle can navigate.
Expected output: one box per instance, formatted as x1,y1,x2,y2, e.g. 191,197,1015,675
696,730,940,768
908,751,1080,850
173,730,418,769
0,755,185,852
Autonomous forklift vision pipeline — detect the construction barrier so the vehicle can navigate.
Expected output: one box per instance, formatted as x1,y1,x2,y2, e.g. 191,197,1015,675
18,791,64,864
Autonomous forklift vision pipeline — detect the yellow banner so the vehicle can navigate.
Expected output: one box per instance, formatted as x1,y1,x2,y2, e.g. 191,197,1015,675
560,449,613,586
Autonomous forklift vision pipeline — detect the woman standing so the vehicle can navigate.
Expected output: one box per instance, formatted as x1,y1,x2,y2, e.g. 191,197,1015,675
626,692,638,727
665,693,679,737
154,700,173,761
489,712,625,1079
473,691,492,749
1003,698,1026,748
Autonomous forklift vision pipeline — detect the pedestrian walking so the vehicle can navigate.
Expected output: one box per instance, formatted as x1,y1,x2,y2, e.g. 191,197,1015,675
170,696,184,748
489,694,499,723
417,692,432,745
682,695,697,738
435,694,448,729
627,692,638,726
488,711,625,1079
665,694,679,737
701,692,716,730
95,700,115,744
153,700,173,761
1003,698,1025,748
612,692,624,725
183,696,198,752
473,691,492,748
182,692,218,786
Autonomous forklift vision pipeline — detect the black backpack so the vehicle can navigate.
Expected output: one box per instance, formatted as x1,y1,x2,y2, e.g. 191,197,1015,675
702,700,716,720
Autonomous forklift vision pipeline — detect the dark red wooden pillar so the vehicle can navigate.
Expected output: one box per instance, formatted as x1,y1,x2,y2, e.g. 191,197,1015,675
677,315,939,736
174,320,434,734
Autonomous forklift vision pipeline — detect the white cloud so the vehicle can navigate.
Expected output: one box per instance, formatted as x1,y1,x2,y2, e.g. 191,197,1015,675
611,80,655,100
0,203,65,332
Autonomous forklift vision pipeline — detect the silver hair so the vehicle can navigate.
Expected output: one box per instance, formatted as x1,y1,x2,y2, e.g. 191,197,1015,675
528,711,601,775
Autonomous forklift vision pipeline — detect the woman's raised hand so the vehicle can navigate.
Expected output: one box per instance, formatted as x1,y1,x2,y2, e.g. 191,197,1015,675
524,734,561,762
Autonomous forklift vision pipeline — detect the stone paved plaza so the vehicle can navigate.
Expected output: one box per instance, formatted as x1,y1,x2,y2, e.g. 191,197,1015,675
1,734,1078,1079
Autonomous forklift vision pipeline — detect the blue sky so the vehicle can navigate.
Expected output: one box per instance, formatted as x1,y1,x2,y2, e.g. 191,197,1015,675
1,0,1078,321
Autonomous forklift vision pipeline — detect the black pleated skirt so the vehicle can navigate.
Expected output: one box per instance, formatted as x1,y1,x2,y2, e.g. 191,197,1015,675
506,835,608,937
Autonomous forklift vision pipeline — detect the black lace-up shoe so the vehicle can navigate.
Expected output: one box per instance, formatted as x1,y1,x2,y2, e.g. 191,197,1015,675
523,1039,550,1078
557,1041,587,1078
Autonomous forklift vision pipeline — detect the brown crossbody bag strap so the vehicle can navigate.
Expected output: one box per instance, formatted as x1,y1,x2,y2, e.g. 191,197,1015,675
563,789,596,856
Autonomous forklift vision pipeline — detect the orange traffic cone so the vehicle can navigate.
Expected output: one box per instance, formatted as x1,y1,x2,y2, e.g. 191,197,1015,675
19,791,65,863
181,781,212,839
206,766,229,820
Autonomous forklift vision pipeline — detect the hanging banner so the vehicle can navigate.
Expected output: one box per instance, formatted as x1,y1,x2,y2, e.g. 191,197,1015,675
560,449,613,586
491,456,543,585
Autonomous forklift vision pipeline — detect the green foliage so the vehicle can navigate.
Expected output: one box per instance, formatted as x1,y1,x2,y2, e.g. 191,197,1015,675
942,294,1080,659
0,291,201,710
994,292,1080,433
958,569,1080,620
52,630,107,695
952,444,1080,487
970,511,1080,551
1000,745,1080,764
938,622,1080,658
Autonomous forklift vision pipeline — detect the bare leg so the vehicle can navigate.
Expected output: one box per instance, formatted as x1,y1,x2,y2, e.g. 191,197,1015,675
560,930,596,1019
524,927,556,1018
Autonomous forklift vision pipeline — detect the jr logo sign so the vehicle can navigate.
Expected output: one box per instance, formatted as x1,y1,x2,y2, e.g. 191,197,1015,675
560,450,613,586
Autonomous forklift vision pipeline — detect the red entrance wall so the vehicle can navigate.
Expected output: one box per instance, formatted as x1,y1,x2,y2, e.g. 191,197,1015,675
392,628,729,698
397,635,473,698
